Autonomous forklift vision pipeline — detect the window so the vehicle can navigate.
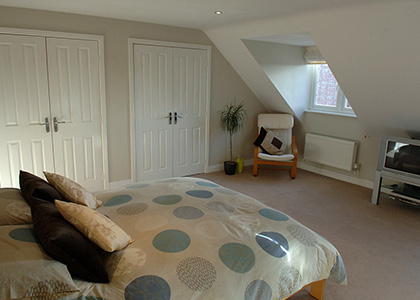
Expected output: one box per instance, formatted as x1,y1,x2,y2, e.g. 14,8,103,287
309,64,354,115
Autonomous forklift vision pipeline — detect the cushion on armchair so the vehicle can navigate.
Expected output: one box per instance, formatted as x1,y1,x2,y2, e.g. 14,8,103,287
253,127,285,155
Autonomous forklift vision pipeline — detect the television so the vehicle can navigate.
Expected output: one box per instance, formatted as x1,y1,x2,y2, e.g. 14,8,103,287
372,135,420,205
377,135,420,181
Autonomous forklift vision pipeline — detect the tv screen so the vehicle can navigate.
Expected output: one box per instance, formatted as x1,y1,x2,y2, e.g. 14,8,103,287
384,140,420,176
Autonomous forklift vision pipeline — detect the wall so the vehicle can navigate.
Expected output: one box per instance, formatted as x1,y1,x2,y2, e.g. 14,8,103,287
242,40,311,120
302,113,379,187
205,0,420,186
0,6,266,184
241,39,379,186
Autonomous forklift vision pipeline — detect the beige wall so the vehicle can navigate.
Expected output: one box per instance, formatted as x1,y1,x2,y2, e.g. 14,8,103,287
301,113,379,184
242,39,379,185
0,6,266,183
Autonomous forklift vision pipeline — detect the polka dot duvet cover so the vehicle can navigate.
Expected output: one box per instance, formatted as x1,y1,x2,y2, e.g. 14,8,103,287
2,177,347,300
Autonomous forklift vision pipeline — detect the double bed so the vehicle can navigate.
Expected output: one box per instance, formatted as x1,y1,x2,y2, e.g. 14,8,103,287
1,173,346,300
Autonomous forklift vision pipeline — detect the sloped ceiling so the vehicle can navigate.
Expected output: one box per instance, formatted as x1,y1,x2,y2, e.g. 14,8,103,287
1,0,419,138
205,0,420,138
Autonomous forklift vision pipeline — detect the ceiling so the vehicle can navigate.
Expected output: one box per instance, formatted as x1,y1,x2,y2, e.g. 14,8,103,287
0,0,395,30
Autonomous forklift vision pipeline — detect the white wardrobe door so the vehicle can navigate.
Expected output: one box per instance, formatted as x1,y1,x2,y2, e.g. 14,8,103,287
172,48,208,177
0,34,53,187
47,38,104,191
134,44,174,181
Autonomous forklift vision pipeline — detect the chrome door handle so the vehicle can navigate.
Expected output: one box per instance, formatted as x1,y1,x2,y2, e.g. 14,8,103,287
174,112,183,124
53,117,66,132
39,117,50,133
166,112,172,125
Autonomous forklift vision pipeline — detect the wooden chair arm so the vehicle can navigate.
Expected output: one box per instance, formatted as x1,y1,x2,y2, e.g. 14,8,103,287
292,136,298,158
254,134,260,159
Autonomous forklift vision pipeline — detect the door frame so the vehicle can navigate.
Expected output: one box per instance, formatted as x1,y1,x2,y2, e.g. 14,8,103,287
0,27,109,189
128,38,211,183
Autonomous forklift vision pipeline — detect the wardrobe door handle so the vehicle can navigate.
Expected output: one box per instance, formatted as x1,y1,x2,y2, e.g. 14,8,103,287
53,117,66,132
39,117,50,133
174,112,183,124
166,112,172,125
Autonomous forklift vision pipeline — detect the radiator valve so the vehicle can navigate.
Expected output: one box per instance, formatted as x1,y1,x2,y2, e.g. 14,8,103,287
353,162,360,175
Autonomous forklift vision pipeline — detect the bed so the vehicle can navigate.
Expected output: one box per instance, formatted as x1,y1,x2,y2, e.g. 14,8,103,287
0,172,347,300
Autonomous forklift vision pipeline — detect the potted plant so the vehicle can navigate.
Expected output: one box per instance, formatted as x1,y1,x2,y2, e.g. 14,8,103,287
218,101,247,175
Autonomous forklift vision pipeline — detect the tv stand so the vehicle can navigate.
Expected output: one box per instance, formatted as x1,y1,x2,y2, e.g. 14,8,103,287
371,170,420,206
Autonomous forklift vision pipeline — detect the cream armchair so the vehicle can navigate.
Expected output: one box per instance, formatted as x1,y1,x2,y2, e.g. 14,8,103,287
253,114,298,179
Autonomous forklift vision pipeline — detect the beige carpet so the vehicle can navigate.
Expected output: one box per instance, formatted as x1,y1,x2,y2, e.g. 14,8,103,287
195,167,420,300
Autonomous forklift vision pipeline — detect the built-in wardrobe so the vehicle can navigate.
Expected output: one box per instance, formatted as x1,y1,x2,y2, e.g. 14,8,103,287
130,39,211,181
0,29,108,191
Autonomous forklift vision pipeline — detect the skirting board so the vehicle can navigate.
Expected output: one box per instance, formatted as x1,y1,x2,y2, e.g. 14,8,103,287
108,159,373,190
207,159,373,189
207,158,254,173
109,179,132,190
298,162,373,189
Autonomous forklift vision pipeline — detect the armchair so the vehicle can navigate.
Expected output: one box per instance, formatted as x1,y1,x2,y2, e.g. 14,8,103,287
253,114,298,179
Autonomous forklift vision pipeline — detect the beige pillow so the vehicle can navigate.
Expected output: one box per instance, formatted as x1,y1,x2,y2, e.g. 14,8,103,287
55,200,134,252
0,188,32,225
44,172,102,209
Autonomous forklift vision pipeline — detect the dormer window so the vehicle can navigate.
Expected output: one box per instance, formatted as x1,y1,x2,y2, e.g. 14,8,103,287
304,46,354,116
309,64,354,115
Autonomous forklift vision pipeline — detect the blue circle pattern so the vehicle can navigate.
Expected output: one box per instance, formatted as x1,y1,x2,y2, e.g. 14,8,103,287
218,243,255,273
258,209,289,221
153,194,182,205
125,275,170,300
244,280,273,300
186,190,213,199
104,194,132,206
153,230,191,253
9,228,38,243
256,232,289,258
195,181,219,187
85,183,333,298
173,206,204,220
329,255,347,283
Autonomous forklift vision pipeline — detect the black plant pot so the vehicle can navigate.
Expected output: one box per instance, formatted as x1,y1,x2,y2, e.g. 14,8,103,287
224,161,237,175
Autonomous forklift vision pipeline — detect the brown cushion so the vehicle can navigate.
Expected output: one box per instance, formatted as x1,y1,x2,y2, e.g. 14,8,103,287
31,197,109,283
19,171,63,205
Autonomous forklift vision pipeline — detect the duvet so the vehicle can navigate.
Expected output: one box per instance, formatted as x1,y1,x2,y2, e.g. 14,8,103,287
1,177,346,300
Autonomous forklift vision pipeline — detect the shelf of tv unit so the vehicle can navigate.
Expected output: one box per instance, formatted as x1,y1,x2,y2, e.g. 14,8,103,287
371,170,420,206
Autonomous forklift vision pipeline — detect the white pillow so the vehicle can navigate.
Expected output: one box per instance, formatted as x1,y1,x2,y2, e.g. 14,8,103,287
44,172,102,209
55,200,134,252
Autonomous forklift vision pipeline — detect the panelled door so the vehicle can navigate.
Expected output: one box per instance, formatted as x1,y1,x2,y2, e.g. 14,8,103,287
0,34,53,187
46,38,104,191
0,34,105,191
133,43,209,181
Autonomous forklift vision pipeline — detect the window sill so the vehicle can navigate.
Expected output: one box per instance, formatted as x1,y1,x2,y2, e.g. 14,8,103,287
305,109,357,118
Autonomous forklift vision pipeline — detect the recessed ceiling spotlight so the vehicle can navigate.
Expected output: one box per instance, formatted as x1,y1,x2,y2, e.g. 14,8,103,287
215,11,222,15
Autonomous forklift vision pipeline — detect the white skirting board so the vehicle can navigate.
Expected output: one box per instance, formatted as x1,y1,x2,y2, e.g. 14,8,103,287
107,159,373,190
298,162,373,189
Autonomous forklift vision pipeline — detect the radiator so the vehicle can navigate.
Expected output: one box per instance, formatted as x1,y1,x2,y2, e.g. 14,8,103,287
304,133,358,171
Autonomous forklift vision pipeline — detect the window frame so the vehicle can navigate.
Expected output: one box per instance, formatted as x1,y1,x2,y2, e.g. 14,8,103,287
309,64,354,116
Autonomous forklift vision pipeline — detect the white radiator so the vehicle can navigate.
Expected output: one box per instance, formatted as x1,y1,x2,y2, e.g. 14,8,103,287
304,133,358,171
